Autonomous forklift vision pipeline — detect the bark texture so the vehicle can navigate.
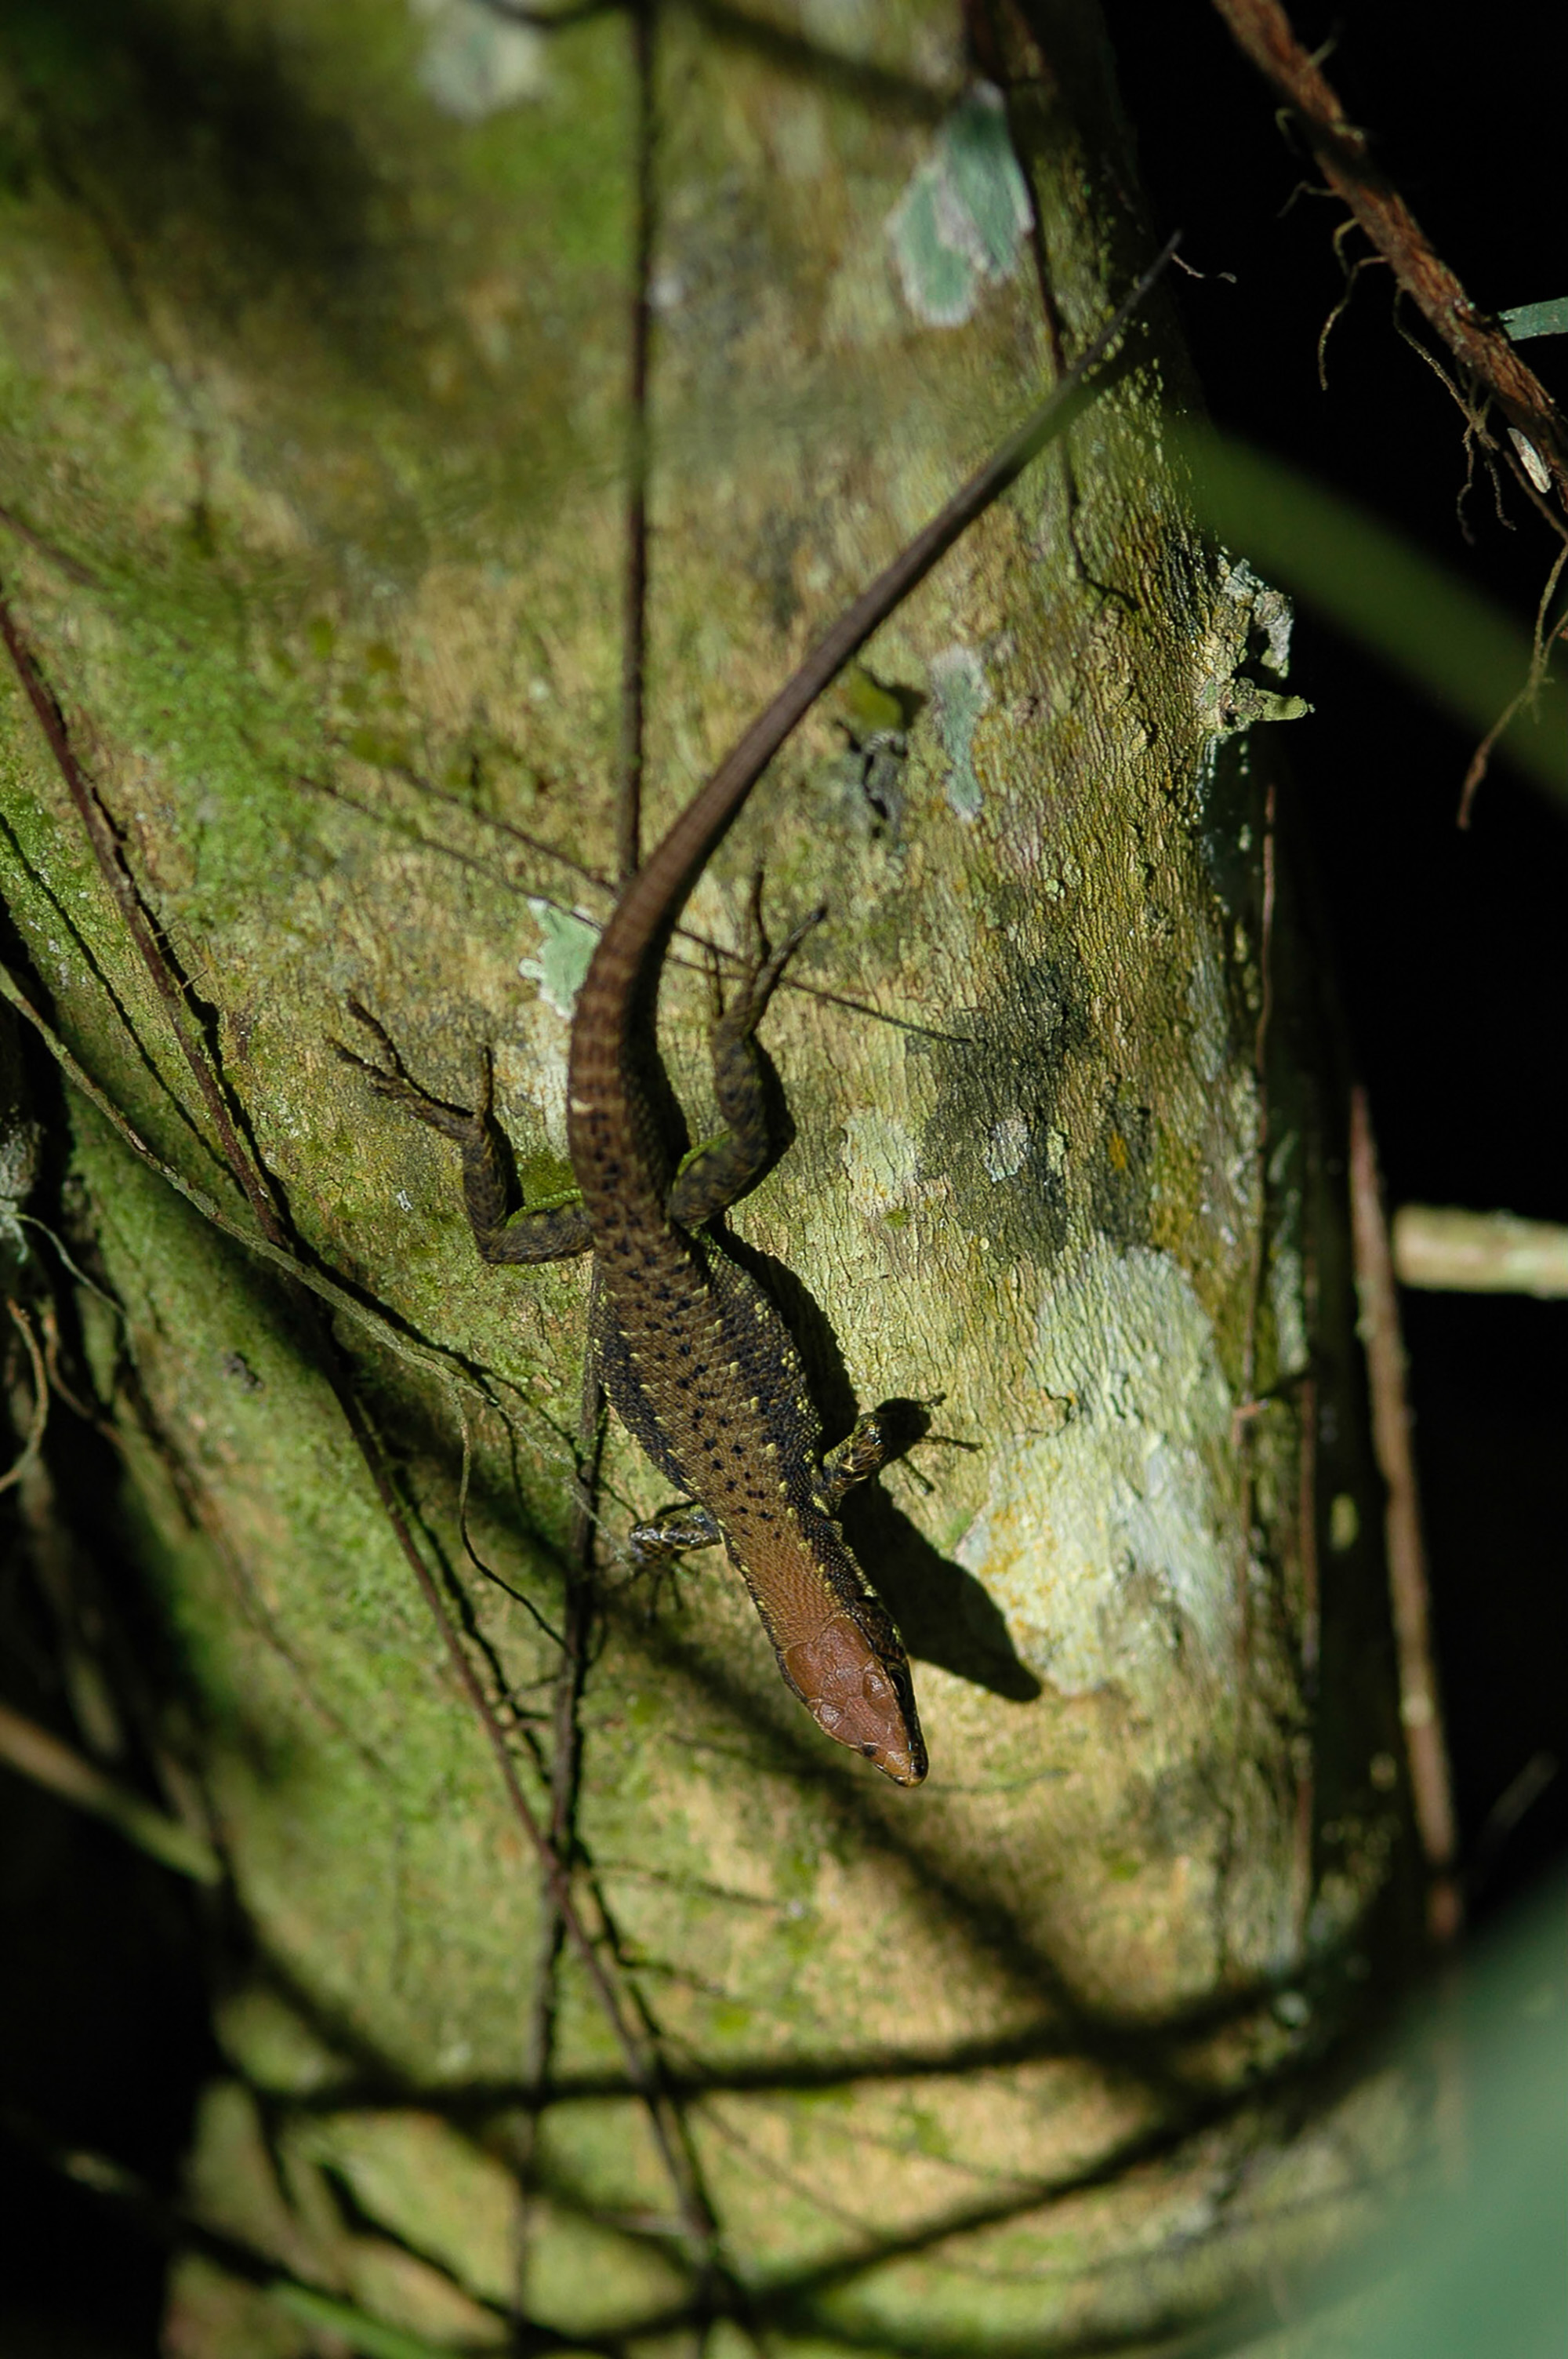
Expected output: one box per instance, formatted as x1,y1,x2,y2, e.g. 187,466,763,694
0,2,1420,2349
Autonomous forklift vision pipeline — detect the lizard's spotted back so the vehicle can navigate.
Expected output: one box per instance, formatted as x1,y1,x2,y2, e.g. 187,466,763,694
589,1209,927,1783
346,247,1171,1783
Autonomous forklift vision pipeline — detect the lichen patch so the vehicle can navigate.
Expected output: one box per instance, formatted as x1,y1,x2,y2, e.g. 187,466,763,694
957,1241,1238,1700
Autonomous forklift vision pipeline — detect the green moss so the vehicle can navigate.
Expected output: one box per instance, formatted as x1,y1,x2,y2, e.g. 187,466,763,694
0,0,1412,2335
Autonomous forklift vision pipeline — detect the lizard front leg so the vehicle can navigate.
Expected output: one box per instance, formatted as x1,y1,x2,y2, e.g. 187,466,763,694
628,1502,721,1564
337,1000,593,1265
816,1411,897,1513
624,1502,721,1628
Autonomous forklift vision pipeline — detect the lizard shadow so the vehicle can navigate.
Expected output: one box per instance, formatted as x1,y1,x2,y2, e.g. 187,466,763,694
711,1225,1041,1706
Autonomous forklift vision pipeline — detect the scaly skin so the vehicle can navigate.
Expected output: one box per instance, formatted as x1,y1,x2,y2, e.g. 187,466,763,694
572,914,927,1783
342,248,1171,1781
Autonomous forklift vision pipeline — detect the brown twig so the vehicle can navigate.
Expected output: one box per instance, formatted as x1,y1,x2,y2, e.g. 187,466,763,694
521,0,662,2165
34,1286,103,1424
0,1699,221,1882
296,765,977,1044
0,614,720,2282
1457,535,1568,825
1232,780,1278,1667
0,958,544,1431
302,755,616,902
1290,1405,1318,1947
519,11,735,2310
0,585,285,1245
1209,0,1568,513
1290,1089,1323,1950
328,1376,720,2269
2,229,1176,2319
616,0,655,887
451,1390,564,1648
0,1299,49,1494
1392,1204,1568,1298
1347,1087,1461,1945
1296,1113,1321,1699
516,1334,606,2314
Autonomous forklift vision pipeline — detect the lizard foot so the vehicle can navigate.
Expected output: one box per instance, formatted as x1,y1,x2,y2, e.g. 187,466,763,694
626,1501,720,1621
721,872,826,1042
334,998,490,1148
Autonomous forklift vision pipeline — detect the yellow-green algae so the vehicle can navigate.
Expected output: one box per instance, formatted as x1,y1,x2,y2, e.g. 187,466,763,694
0,2,1418,2349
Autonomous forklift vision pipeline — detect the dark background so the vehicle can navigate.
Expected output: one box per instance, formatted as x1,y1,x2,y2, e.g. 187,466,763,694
3,4,1565,2350
1100,0,1568,1911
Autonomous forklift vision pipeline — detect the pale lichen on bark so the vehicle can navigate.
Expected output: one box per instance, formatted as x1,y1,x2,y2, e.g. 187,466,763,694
0,0,1420,2348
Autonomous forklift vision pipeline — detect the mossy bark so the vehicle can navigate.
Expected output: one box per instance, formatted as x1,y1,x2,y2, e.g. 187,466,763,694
0,2,1420,2350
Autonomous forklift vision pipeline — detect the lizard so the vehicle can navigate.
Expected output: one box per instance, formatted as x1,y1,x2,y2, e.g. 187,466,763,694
340,245,1173,1785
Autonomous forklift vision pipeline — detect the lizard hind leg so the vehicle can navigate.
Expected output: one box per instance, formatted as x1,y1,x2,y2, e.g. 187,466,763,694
732,870,827,1043
817,1409,896,1513
335,998,484,1144
816,1397,938,1514
335,999,592,1265
666,887,826,1230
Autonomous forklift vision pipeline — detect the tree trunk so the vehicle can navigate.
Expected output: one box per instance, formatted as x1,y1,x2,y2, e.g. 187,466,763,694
0,2,1422,2350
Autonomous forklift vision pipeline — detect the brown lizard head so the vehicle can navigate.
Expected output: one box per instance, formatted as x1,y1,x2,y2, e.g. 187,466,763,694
784,1614,928,1787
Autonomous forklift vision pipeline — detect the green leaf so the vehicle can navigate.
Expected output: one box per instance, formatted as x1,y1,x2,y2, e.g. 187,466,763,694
1178,426,1567,798
1500,296,1568,340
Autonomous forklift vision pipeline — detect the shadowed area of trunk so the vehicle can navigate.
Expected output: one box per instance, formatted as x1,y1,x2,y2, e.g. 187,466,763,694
0,2,1423,2349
